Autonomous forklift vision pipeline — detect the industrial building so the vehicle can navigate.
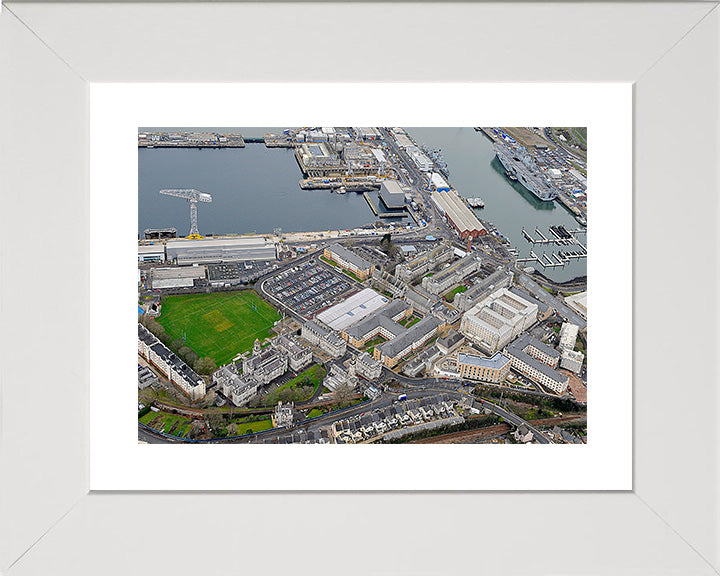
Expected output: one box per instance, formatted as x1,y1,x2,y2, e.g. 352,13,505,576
505,334,568,394
456,352,511,384
430,172,450,192
165,236,277,266
431,190,488,238
342,142,380,176
379,180,406,209
323,243,373,281
375,316,443,368
421,253,481,296
301,320,347,358
294,142,343,176
315,288,388,331
138,244,166,263
137,324,206,401
460,287,538,354
150,266,207,290
405,145,433,172
354,127,381,141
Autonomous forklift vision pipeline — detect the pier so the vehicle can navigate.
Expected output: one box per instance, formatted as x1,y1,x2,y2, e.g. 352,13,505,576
516,225,587,269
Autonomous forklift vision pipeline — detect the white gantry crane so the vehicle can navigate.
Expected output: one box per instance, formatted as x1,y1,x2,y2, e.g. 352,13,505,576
159,189,213,237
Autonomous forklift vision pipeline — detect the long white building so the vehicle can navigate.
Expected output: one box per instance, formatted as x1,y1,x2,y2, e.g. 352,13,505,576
165,236,277,265
505,334,568,394
460,287,538,354
138,324,206,401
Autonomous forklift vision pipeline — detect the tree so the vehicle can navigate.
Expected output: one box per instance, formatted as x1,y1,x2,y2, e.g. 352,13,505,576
227,423,238,436
194,357,217,375
171,338,184,351
333,381,354,408
205,408,225,435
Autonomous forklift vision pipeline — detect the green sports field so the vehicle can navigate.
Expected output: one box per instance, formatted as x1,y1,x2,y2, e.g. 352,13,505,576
157,291,281,366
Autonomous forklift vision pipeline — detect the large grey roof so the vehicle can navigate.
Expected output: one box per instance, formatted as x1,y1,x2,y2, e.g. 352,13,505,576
377,317,442,359
458,352,510,370
327,243,372,271
513,333,560,360
506,338,567,385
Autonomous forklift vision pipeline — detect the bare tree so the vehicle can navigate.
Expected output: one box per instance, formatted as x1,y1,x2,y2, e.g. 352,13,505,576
333,381,354,408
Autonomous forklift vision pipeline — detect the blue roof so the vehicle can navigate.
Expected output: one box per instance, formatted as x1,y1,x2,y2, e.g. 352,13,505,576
425,235,436,241
138,306,144,316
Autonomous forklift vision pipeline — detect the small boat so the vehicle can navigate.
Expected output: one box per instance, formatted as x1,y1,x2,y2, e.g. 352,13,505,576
336,186,347,195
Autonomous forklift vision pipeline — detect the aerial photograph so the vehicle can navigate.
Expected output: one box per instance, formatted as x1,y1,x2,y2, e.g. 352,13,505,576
138,127,588,445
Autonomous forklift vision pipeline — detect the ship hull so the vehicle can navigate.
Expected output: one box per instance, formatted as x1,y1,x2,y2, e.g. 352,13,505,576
495,145,557,202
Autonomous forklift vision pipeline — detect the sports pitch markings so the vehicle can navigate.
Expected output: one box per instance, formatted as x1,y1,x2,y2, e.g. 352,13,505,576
157,291,281,366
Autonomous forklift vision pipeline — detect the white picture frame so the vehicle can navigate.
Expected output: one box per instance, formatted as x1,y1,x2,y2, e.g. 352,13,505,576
1,2,718,575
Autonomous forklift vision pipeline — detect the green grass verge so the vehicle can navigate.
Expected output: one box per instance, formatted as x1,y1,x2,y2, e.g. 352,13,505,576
263,364,327,406
306,408,325,419
233,418,273,436
443,285,467,301
156,291,281,366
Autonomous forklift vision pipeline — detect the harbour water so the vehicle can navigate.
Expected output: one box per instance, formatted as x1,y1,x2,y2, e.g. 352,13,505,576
139,127,585,282
407,127,586,283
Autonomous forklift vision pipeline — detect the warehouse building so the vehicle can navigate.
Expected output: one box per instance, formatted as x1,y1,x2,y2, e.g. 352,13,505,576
137,324,206,401
430,172,450,192
505,334,568,394
166,236,277,266
379,180,406,209
138,244,166,263
431,190,488,238
456,352,511,384
460,288,538,354
323,243,373,280
315,287,387,331
150,266,207,290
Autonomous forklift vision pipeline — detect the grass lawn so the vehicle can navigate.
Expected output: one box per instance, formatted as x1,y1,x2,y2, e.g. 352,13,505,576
306,408,325,419
398,315,420,328
156,291,281,366
321,255,363,282
443,285,467,302
364,335,387,348
139,411,192,437
234,418,273,435
263,364,327,406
